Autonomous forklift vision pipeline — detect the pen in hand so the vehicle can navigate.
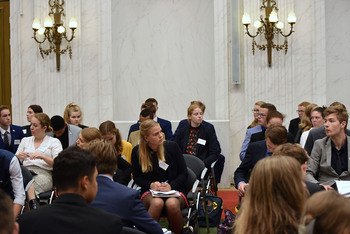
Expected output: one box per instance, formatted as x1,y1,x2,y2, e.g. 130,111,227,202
162,180,168,184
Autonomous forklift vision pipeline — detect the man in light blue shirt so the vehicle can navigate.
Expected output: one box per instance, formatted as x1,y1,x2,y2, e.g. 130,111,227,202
239,103,276,160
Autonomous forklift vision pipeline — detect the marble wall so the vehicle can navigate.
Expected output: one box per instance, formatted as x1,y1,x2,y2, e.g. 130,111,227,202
9,0,350,188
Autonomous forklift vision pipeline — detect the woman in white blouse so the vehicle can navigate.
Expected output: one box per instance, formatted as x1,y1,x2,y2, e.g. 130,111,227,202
16,113,62,195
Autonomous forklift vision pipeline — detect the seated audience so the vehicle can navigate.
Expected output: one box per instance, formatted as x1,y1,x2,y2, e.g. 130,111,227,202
294,103,318,143
247,101,265,129
128,108,155,147
16,113,62,196
306,104,350,188
0,149,25,218
99,120,132,164
0,189,19,234
22,105,43,137
234,124,288,197
145,98,173,140
239,103,276,160
17,146,122,233
131,120,188,234
63,102,88,129
299,106,325,147
233,156,307,234
304,102,350,155
174,101,220,168
77,127,132,186
301,190,350,234
273,143,327,195
0,105,24,154
86,139,163,234
50,115,81,149
289,101,310,141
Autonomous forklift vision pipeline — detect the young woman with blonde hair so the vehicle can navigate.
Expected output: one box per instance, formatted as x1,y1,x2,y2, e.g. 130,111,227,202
131,120,188,234
233,156,307,234
248,101,265,129
63,102,88,129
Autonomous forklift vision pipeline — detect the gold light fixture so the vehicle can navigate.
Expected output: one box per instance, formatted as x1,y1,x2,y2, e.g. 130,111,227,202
32,0,77,71
242,0,296,67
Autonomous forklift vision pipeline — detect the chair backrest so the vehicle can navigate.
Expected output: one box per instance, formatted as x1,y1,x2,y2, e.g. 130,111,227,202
184,167,197,194
183,154,206,179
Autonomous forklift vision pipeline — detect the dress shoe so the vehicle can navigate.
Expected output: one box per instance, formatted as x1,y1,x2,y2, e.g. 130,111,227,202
29,199,39,210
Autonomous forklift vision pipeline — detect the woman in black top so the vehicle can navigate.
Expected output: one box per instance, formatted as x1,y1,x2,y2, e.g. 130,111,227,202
131,120,188,234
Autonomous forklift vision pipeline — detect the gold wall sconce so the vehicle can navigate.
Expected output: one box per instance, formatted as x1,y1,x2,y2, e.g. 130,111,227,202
242,0,296,67
32,0,77,71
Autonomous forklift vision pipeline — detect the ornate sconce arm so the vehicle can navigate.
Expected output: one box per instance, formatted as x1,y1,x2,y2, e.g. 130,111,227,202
244,24,261,38
279,23,295,38
32,30,47,44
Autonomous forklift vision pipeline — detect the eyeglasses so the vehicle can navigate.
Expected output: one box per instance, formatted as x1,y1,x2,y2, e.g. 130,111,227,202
296,110,305,113
252,109,259,113
258,113,266,117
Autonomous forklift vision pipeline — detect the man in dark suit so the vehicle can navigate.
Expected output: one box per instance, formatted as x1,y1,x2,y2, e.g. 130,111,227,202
288,101,310,141
128,101,173,141
17,146,122,234
145,98,173,140
0,105,24,154
86,139,163,234
234,124,288,197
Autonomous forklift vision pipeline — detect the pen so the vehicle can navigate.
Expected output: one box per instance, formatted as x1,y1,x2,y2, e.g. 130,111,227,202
162,180,168,184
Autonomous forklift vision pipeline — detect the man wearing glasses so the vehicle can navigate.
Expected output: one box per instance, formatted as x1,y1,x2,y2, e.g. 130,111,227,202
239,103,276,160
288,101,310,141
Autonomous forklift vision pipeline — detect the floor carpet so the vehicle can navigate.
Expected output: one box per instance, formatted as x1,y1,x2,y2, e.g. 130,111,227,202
217,190,239,220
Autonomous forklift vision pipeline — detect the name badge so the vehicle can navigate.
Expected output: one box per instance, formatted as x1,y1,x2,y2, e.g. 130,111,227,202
159,160,169,171
197,138,206,146
23,129,27,134
14,139,21,145
37,146,47,153
121,155,126,160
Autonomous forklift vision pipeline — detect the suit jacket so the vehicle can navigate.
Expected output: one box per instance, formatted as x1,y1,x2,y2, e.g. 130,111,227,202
17,193,122,234
288,117,300,141
306,136,350,186
156,117,173,140
173,119,221,150
47,124,81,148
128,117,173,141
22,125,31,137
305,181,324,195
304,126,350,155
92,175,163,234
132,141,188,195
174,123,220,167
0,124,24,154
234,140,269,187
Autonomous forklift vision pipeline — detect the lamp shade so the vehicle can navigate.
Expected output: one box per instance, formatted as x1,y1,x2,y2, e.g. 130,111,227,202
288,11,296,23
69,17,77,29
242,13,251,25
44,16,53,28
269,9,278,23
32,18,41,30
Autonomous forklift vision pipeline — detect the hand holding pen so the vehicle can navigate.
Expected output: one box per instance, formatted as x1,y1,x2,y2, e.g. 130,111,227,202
160,180,171,192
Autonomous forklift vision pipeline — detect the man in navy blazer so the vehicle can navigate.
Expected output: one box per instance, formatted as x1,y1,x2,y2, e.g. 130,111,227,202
128,100,173,141
145,98,173,140
17,146,122,234
0,105,24,154
86,139,163,234
234,124,288,197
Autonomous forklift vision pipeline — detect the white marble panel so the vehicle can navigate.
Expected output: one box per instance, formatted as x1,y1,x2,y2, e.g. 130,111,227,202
325,0,350,109
111,0,217,121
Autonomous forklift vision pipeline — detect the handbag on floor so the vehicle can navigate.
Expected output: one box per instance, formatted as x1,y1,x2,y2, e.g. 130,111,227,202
198,194,223,227
217,209,236,234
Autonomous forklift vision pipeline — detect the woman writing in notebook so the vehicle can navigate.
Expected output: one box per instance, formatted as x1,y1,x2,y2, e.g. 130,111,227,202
131,120,188,234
